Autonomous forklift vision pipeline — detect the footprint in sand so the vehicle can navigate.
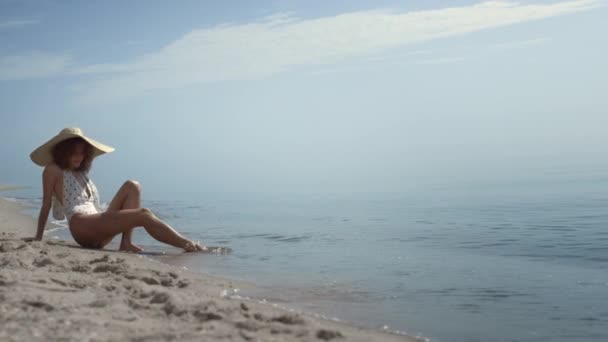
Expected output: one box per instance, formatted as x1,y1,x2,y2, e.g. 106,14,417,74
0,242,14,253
126,298,151,311
133,270,186,288
89,254,111,264
71,264,91,273
23,300,54,312
149,291,171,304
235,320,260,332
92,263,128,274
271,313,306,325
0,274,16,286
49,278,68,287
316,329,344,340
15,243,29,251
32,257,54,267
1,254,30,269
88,299,109,308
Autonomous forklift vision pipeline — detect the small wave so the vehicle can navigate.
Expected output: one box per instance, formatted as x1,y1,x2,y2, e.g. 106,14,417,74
232,233,312,243
478,242,509,248
473,288,531,301
1,197,19,202
580,316,601,322
233,233,275,239
46,226,68,233
265,235,312,243
587,257,608,262
278,236,311,243
416,287,532,302
415,220,433,225
50,219,68,227
526,224,578,231
454,303,482,314
552,254,585,259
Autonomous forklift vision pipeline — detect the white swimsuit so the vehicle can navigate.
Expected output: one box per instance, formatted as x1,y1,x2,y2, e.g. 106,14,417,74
52,170,104,222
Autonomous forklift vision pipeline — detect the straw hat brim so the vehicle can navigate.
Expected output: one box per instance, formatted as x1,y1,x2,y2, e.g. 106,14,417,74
30,129,114,167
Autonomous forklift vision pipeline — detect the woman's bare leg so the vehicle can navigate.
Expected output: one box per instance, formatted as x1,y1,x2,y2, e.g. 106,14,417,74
70,208,205,252
105,180,143,252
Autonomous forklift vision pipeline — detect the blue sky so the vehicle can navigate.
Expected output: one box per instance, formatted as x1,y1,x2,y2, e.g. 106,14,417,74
1,0,607,196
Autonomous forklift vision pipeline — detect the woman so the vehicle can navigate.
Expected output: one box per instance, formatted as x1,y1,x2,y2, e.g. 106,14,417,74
29,127,206,253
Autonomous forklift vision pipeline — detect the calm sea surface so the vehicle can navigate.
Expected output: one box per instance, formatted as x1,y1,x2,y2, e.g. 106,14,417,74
5,177,608,342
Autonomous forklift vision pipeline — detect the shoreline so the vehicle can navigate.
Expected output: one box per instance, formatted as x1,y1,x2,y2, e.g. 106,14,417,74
0,185,29,193
0,195,421,341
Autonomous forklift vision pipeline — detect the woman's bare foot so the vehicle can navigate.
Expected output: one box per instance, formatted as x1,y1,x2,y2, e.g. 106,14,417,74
119,242,144,253
184,241,208,253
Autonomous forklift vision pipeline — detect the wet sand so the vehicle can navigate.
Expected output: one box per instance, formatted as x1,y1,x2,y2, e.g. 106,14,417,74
0,195,421,341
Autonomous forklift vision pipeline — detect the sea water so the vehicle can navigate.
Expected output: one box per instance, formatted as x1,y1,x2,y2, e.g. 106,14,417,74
5,177,608,342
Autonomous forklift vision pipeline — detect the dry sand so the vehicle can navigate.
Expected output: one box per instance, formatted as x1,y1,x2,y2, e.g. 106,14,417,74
0,195,421,341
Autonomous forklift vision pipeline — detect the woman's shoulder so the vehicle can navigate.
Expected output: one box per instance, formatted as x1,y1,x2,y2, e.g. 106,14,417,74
43,163,64,177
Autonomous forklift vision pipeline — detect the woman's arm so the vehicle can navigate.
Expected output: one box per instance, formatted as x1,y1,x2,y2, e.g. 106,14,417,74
34,165,58,240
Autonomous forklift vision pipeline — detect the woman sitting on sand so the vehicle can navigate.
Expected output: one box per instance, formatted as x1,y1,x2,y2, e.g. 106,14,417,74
28,127,206,253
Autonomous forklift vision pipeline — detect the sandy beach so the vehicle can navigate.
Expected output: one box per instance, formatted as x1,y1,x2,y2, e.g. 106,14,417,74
0,192,419,341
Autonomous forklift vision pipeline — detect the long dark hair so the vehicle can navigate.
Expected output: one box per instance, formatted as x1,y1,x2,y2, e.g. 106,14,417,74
52,137,94,172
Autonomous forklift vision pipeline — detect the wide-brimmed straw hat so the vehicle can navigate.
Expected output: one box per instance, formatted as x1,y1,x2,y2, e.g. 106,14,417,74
30,127,115,167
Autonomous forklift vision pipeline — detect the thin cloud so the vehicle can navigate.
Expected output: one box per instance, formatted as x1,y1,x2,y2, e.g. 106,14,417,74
0,52,70,81
308,50,433,75
491,37,552,50
0,0,588,103
65,1,606,104
0,19,38,29
416,57,467,65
